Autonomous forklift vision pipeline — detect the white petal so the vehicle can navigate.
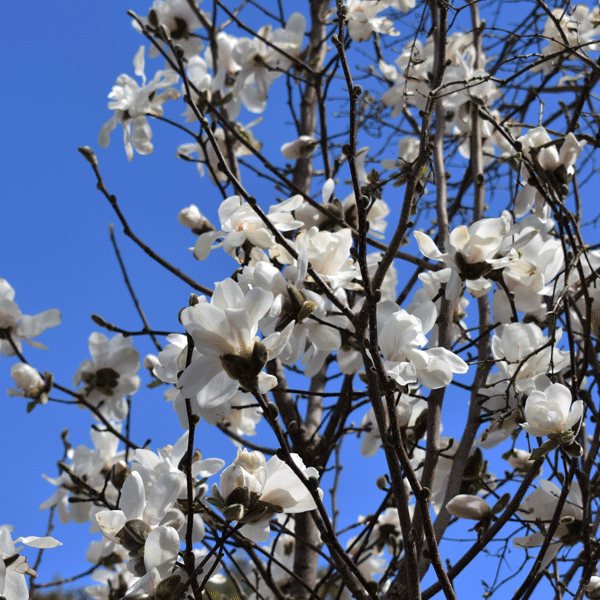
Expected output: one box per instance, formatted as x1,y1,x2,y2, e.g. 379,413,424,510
144,472,185,526
15,536,62,549
143,526,180,578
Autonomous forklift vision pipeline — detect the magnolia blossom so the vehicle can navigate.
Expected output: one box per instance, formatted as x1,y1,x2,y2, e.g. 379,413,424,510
229,13,306,114
380,31,503,161
212,448,322,542
192,194,303,262
490,323,569,395
281,136,318,160
362,507,402,555
73,332,141,422
278,226,359,290
514,479,583,570
521,383,583,438
98,46,179,161
96,470,185,580
379,300,469,389
414,213,515,301
493,221,564,320
514,128,585,218
0,279,61,357
532,5,600,73
40,425,124,525
342,0,399,42
135,0,206,59
359,395,425,457
380,136,420,173
0,526,61,600
177,121,262,183
177,279,291,409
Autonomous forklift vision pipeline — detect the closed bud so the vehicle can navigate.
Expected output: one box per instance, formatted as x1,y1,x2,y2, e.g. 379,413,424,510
265,402,279,420
158,23,171,41
220,353,251,382
110,461,130,490
147,8,159,28
446,495,491,520
225,485,250,508
156,575,185,600
490,493,511,515
116,520,151,552
78,146,98,168
223,503,246,522
173,45,185,61
178,205,215,235
250,341,268,375
297,300,317,323
286,284,305,311
376,475,388,491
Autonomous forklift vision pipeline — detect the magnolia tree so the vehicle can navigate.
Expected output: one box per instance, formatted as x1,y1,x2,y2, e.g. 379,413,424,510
3,0,600,599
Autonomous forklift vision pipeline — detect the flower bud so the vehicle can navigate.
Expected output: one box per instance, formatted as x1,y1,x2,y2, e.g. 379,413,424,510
116,520,151,553
110,461,130,490
446,495,491,520
178,205,215,235
585,575,600,599
156,574,185,600
7,363,47,403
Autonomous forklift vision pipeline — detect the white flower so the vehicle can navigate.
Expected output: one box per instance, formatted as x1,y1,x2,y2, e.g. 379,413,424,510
381,136,420,172
96,471,185,579
6,363,47,404
446,495,491,520
177,279,290,409
0,526,61,600
280,227,359,290
73,333,141,421
414,213,515,301
359,395,418,457
192,194,303,262
0,279,61,357
137,0,205,59
229,13,306,114
514,128,585,218
343,1,399,43
214,448,322,543
281,136,318,160
40,425,125,525
521,383,584,438
177,120,262,183
379,300,468,389
491,323,569,394
532,5,600,74
99,46,179,161
514,479,582,570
